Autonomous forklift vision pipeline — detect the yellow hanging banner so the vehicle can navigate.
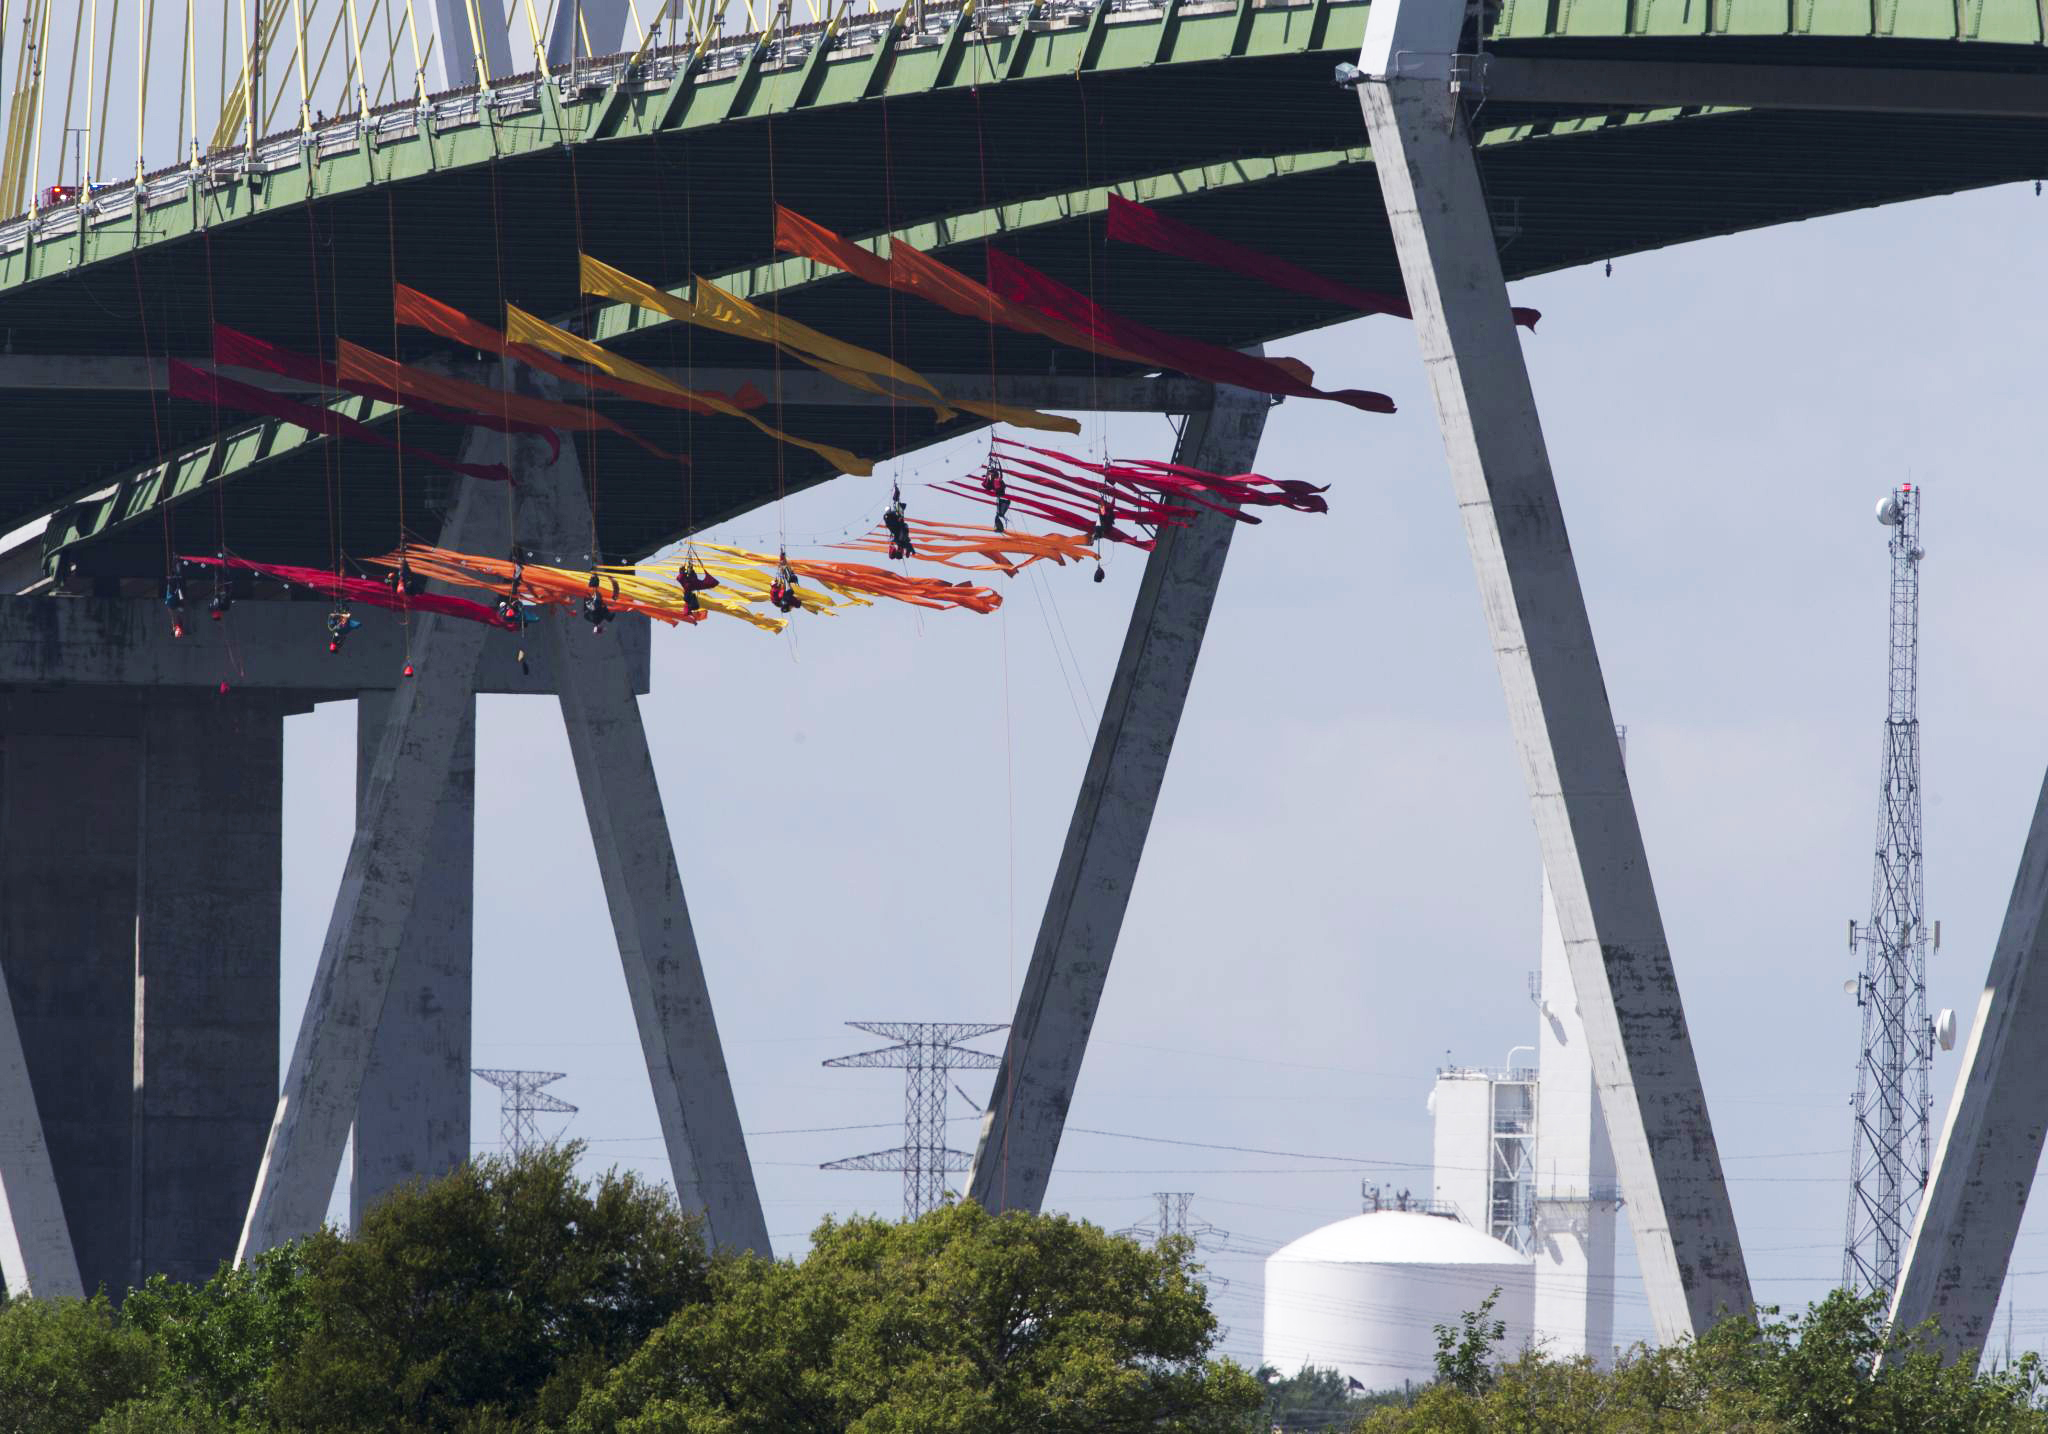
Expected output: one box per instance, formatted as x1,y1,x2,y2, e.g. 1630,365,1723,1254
582,255,1078,436
503,303,873,477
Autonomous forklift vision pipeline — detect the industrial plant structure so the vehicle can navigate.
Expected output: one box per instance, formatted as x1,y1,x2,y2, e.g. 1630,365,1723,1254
1263,867,1621,1386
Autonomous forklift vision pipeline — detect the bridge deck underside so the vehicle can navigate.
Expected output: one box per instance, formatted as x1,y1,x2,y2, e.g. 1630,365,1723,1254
10,34,2048,577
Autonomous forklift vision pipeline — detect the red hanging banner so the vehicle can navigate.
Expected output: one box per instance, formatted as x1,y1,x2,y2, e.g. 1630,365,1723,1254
168,361,512,484
1104,194,1540,331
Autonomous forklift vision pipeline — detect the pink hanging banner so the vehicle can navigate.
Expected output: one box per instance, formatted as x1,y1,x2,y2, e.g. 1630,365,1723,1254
181,555,518,629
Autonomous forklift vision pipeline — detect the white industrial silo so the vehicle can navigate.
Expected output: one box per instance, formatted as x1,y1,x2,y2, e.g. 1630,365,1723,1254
1262,1210,1534,1394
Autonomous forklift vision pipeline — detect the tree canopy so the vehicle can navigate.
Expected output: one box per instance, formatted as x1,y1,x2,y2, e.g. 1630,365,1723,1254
567,1201,1261,1433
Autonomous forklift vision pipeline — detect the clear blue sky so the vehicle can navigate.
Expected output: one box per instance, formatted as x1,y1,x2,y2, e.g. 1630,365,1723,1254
258,175,2048,1367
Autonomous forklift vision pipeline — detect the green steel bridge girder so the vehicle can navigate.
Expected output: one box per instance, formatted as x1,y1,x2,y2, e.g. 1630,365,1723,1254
10,0,2048,578
0,0,1370,296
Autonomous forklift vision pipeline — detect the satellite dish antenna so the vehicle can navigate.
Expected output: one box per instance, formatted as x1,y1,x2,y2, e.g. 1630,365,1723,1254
1877,493,1904,526
1844,978,1860,997
1936,1008,1958,1052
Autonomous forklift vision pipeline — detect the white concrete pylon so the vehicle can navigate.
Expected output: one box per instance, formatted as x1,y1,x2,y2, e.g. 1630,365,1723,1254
1357,3,1750,1342
0,969,80,1297
237,435,508,1260
421,0,517,92
968,375,1269,1215
515,436,771,1257
1890,767,2048,1360
548,0,632,67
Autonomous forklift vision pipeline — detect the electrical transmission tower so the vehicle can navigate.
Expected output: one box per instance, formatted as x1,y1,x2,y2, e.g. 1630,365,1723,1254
1842,483,1937,1293
473,1069,577,1158
1117,1192,1226,1246
822,1022,1005,1219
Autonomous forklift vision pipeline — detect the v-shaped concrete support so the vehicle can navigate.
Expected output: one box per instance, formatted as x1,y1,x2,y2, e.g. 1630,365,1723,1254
1356,0,1749,1342
970,375,1269,1214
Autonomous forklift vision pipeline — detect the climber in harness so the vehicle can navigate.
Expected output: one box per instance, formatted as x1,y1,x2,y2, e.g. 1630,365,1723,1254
769,552,804,614
883,484,915,560
581,572,619,634
326,607,361,654
981,458,1010,534
675,553,720,614
163,575,187,638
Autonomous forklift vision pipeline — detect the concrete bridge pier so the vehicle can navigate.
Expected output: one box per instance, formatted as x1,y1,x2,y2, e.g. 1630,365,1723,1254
0,688,290,1297
350,690,476,1228
1356,0,1751,1343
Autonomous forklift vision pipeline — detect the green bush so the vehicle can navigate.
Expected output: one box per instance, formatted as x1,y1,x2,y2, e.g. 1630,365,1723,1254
0,1295,159,1434
569,1200,1262,1433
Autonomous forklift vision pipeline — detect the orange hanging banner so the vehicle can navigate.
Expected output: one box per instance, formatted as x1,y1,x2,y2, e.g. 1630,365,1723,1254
334,341,692,464
393,285,766,416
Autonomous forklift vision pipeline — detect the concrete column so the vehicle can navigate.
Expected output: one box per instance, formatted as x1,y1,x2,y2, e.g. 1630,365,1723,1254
1533,874,1619,1364
968,377,1269,1215
0,694,144,1297
238,450,507,1259
516,438,770,1255
1890,766,2048,1360
349,690,474,1228
0,800,79,1296
1357,5,1749,1340
133,694,285,1288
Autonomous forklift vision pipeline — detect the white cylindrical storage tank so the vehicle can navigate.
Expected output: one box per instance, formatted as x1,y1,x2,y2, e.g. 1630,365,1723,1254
1262,1211,1534,1394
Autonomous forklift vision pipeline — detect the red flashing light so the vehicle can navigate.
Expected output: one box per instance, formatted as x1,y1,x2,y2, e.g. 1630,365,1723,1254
218,681,230,695
402,662,415,678
171,622,184,639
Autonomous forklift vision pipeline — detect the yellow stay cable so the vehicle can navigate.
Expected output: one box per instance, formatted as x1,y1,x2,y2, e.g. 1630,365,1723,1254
344,0,369,119
401,0,424,102
183,0,196,162
0,1,29,214
463,0,492,88
19,0,50,212
135,0,152,184
293,4,355,127
71,0,90,187
290,0,311,133
519,0,547,74
30,0,57,203
240,0,255,157
93,0,119,180
0,1,26,211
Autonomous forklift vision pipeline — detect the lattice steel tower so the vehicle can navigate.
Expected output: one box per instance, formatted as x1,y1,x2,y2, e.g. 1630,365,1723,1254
1842,483,1935,1293
822,1022,1005,1219
473,1069,578,1158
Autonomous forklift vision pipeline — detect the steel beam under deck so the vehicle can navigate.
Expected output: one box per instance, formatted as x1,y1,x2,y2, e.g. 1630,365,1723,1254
0,358,1217,415
1357,0,1749,1344
1890,769,2048,1361
1477,56,2048,119
968,373,1269,1216
0,595,647,694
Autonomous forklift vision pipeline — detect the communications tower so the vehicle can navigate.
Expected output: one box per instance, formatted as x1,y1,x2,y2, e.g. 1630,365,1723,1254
1842,484,1936,1293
